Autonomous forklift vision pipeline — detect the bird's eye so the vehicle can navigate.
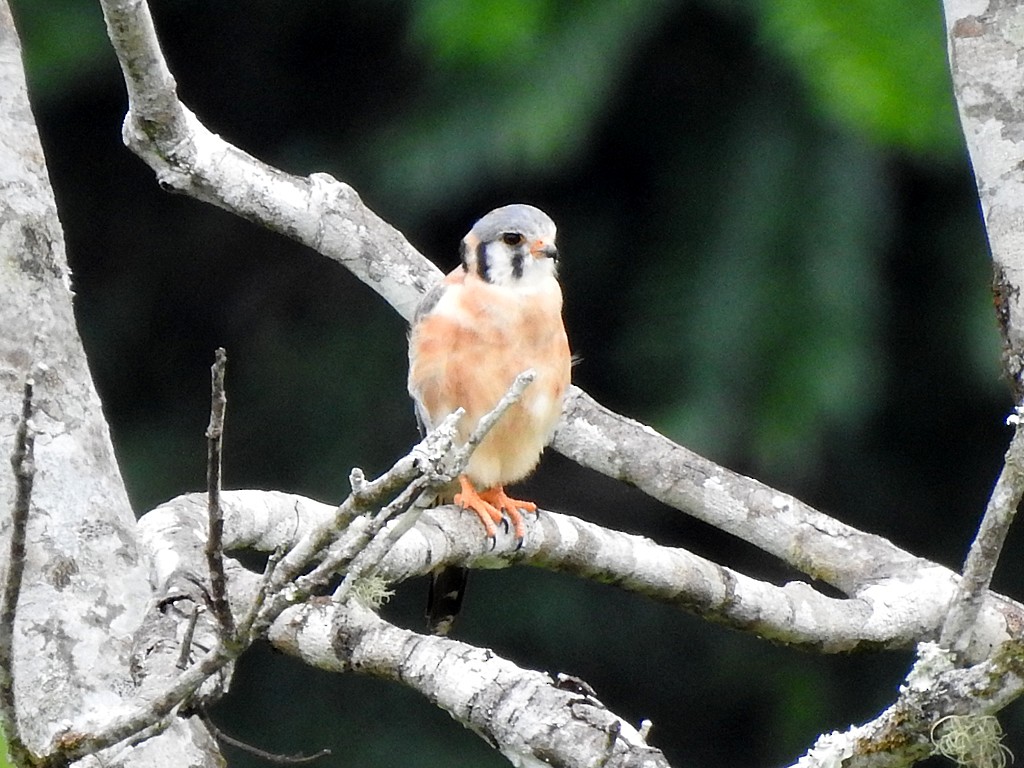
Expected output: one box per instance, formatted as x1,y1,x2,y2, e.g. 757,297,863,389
501,232,524,246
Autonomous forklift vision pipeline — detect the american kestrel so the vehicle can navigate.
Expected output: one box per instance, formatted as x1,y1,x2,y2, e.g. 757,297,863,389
408,204,571,632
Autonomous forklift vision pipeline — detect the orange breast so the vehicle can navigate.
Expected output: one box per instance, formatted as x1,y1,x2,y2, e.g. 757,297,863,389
408,272,571,488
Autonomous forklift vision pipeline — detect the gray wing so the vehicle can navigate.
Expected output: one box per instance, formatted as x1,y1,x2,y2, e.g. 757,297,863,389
413,400,431,437
412,279,447,324
409,278,449,436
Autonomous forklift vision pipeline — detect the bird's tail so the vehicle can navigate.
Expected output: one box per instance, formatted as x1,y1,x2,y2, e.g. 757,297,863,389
426,565,469,636
423,483,469,636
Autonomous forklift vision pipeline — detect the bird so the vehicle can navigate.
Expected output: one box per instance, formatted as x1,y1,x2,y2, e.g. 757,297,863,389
407,203,572,634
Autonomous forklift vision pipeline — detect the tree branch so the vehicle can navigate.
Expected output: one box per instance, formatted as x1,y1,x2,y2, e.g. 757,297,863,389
198,708,331,765
99,0,437,323
205,348,234,639
554,388,924,595
941,409,1024,659
943,0,1024,397
789,641,1024,768
138,489,1021,655
269,599,670,768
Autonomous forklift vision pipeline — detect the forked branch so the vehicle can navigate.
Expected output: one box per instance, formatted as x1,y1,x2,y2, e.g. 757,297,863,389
55,373,547,764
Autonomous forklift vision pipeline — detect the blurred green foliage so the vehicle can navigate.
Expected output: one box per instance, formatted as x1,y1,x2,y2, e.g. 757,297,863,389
367,0,677,217
409,0,556,68
756,0,961,157
7,0,1015,766
11,0,113,102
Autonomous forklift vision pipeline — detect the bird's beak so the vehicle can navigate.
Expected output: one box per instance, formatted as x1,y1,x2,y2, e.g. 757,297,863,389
531,240,559,261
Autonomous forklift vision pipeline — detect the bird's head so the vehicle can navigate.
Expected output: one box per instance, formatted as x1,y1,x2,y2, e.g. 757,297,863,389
460,204,559,288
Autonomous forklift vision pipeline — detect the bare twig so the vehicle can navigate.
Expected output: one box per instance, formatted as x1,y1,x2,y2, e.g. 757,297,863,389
235,546,285,643
940,410,1024,659
264,420,452,593
176,606,202,671
0,376,37,767
327,480,433,604
53,642,235,764
205,348,235,639
330,370,538,603
450,369,536,471
199,708,331,765
248,413,460,635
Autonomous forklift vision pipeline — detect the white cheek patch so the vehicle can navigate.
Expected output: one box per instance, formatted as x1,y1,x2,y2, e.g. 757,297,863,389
509,259,558,293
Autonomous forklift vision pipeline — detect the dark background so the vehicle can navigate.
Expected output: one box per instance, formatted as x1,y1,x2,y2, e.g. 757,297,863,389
9,1,1019,765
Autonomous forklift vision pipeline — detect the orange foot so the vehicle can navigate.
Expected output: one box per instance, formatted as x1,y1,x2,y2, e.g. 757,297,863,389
454,475,538,547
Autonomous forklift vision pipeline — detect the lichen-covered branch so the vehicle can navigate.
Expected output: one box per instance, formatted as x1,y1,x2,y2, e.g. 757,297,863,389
0,1,209,762
943,1,1024,396
554,388,923,595
269,599,670,768
790,641,1024,768
137,489,1017,656
940,0,1024,672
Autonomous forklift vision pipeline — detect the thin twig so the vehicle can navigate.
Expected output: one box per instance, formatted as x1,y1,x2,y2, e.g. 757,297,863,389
940,408,1024,659
332,370,537,604
267,453,429,591
177,606,202,670
235,546,285,644
449,369,536,473
205,348,235,639
0,376,37,767
53,642,234,764
260,376,533,626
50,370,536,763
257,410,462,618
243,477,432,640
329,481,432,604
199,707,331,764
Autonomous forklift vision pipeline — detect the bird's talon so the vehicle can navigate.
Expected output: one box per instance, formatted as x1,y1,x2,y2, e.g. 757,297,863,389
455,478,541,547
